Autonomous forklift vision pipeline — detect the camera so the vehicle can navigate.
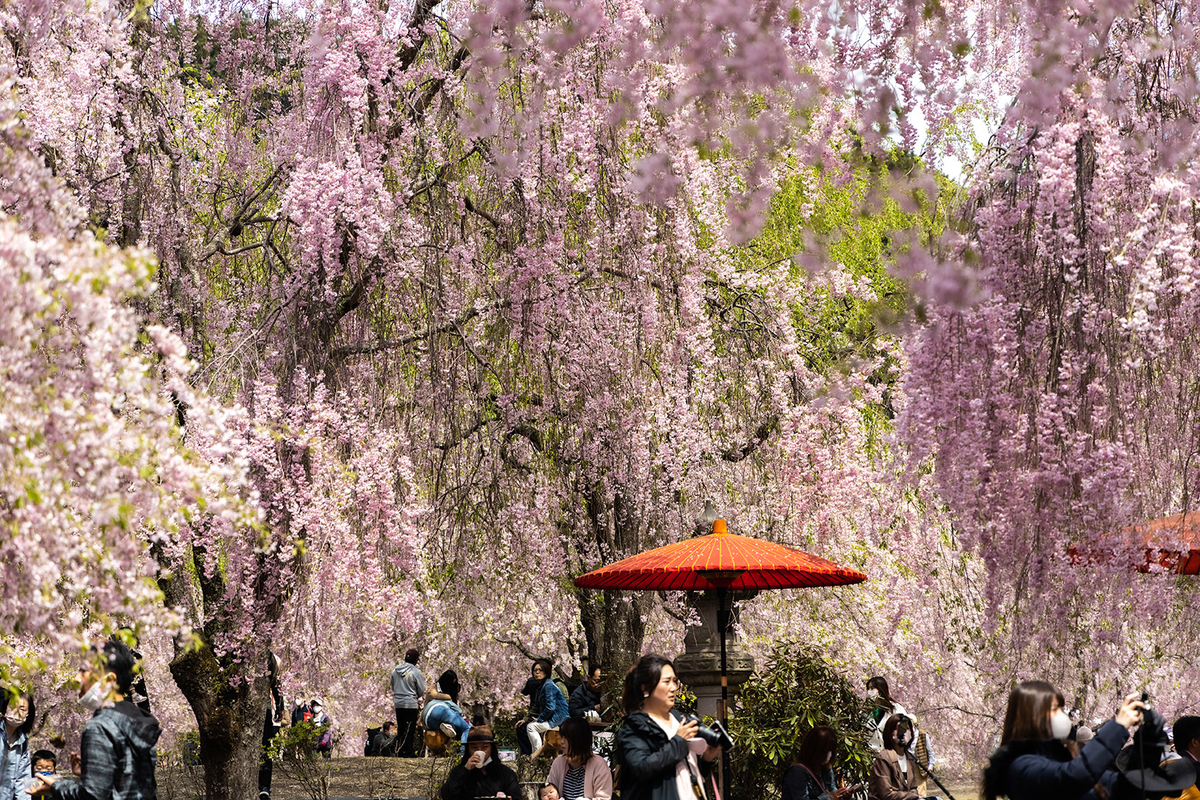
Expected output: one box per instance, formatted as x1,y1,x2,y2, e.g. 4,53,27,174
684,715,734,752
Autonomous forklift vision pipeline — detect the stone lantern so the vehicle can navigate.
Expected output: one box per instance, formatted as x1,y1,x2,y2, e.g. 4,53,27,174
671,501,757,718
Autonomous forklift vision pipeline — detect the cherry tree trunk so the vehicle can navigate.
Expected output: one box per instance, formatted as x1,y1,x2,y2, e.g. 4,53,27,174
170,643,269,800
579,588,653,676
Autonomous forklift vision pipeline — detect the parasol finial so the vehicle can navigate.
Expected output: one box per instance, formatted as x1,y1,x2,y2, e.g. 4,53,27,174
713,518,728,536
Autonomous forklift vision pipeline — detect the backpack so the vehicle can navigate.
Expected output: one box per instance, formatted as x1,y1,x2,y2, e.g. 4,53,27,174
365,727,382,756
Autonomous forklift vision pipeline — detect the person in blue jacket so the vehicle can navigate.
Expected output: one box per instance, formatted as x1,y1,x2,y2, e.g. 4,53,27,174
527,660,569,756
982,682,1144,800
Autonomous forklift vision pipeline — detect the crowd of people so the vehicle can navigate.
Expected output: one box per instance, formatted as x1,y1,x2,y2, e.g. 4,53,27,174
3,641,1199,800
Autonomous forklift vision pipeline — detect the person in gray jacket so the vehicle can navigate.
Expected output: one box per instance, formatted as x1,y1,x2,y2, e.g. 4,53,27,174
32,640,161,800
391,648,426,758
2,687,36,800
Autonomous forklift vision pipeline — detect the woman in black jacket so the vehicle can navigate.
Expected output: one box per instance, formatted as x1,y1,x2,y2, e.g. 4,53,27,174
981,682,1144,800
615,654,721,800
440,725,520,800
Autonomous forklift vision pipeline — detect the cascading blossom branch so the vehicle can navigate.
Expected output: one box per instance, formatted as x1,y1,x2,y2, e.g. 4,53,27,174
0,219,252,680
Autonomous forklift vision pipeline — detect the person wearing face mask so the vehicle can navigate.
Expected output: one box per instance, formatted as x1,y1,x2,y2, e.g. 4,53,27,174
981,682,1145,800
439,725,520,800
547,716,613,800
614,654,722,800
2,688,37,800
782,725,858,800
30,640,161,800
869,715,921,800
865,677,907,755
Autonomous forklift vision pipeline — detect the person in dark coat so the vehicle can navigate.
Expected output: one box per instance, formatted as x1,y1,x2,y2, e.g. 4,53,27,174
32,641,162,800
259,652,285,800
440,725,520,800
569,666,603,720
982,682,1145,800
783,725,854,800
614,654,721,800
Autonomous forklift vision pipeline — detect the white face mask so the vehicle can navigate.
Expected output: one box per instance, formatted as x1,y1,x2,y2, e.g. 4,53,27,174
78,680,110,712
867,689,879,699
824,751,833,765
1050,710,1072,741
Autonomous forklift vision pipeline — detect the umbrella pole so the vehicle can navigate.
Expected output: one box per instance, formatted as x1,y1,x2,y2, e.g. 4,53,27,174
718,586,729,799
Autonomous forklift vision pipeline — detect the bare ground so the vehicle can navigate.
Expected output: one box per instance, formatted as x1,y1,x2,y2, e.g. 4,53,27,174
158,757,980,800
158,755,547,800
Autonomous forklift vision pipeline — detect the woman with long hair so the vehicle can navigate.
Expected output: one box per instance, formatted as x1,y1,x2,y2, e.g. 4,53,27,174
865,677,907,754
782,725,855,800
981,682,1144,800
1,687,36,800
547,716,613,800
614,654,721,800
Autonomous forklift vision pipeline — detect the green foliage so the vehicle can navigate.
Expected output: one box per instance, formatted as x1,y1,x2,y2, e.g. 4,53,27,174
491,709,521,748
267,721,335,800
728,641,873,800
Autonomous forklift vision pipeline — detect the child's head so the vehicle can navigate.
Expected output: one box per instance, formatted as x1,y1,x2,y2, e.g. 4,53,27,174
31,750,57,775
538,784,559,800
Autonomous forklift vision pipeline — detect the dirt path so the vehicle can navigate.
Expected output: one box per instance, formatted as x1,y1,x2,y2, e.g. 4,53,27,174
159,757,980,800
159,756,546,800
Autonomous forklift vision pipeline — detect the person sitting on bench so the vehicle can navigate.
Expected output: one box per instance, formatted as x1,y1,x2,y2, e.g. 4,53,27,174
421,670,472,742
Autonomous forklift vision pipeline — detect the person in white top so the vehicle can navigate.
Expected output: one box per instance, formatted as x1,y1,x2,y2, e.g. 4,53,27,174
865,677,908,754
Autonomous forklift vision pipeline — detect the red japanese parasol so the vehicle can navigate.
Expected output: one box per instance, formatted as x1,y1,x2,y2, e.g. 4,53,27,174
574,518,867,792
1070,511,1200,574
573,520,868,591
1132,512,1200,574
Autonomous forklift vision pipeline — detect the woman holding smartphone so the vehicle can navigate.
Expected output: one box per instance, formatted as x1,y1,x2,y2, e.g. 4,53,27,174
782,726,858,800
982,683,1144,800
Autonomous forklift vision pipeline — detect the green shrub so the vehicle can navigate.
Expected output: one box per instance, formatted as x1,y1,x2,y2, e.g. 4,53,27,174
267,721,335,800
728,642,873,800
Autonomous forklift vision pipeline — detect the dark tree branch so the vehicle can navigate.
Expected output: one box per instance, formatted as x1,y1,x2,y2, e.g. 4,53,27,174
330,298,511,357
463,194,501,228
721,416,780,462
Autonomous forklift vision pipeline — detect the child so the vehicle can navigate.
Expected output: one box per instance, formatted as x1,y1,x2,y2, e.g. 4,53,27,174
31,750,57,777
538,785,560,800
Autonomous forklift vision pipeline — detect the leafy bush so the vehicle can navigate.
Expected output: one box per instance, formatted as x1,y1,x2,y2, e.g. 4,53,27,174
728,641,873,800
267,721,336,800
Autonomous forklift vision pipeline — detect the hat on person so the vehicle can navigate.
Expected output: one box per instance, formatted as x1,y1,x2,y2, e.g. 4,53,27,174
404,648,420,663
1116,708,1198,797
465,725,495,743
